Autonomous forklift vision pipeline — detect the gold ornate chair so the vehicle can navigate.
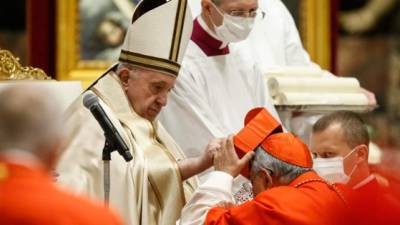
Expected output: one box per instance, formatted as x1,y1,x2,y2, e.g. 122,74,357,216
0,49,83,111
0,48,51,80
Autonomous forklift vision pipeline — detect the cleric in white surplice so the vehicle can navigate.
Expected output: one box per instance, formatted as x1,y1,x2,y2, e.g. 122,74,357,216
159,0,280,202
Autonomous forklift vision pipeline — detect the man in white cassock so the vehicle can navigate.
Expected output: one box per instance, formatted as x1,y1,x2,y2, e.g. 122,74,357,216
56,1,218,225
188,0,316,69
163,0,376,149
162,0,322,154
159,0,280,203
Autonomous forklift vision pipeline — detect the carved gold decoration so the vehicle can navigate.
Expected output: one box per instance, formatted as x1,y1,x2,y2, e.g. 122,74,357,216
0,49,51,80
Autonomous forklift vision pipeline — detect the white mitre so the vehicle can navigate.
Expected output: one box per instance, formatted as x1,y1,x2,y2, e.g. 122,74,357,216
88,0,193,90
118,0,193,77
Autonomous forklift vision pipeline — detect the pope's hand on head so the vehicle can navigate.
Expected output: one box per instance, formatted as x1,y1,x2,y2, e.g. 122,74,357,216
213,135,254,177
177,137,223,180
200,138,222,169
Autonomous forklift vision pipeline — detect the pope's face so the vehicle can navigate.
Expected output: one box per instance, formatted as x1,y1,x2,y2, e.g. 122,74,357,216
120,68,176,121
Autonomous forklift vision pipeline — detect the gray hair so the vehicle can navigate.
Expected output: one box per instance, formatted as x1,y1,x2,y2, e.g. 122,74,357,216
251,146,311,185
0,85,62,158
116,62,139,73
116,62,149,79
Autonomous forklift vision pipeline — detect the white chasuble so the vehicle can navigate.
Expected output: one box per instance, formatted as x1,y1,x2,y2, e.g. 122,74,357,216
57,71,197,225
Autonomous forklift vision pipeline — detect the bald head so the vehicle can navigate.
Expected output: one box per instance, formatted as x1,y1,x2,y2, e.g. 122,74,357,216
0,85,63,164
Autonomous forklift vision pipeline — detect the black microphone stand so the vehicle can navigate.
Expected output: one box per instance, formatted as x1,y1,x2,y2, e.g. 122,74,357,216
102,138,113,206
83,92,133,206
102,135,133,206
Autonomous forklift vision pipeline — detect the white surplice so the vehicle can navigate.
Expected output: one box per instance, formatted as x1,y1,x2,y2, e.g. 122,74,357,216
159,17,279,200
160,18,279,159
188,0,316,70
188,0,338,145
169,0,335,158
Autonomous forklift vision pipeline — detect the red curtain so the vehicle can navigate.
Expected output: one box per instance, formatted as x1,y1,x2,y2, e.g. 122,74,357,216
27,0,55,78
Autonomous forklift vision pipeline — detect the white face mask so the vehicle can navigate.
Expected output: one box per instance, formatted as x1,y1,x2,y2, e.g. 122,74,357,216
210,4,256,43
313,149,358,184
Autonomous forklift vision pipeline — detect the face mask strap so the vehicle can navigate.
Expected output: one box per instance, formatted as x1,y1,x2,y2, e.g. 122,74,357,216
343,146,362,179
347,162,358,178
207,2,224,31
343,146,360,160
209,1,224,18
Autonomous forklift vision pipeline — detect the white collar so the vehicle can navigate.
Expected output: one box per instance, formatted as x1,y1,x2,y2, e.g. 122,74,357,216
353,174,375,190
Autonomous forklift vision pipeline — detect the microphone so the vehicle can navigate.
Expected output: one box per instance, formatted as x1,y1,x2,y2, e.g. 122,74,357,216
83,92,133,162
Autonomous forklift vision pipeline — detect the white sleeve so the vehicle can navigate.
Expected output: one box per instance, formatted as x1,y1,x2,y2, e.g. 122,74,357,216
160,64,226,158
179,171,234,225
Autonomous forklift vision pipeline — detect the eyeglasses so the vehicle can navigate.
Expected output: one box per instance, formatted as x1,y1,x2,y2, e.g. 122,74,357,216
224,8,265,18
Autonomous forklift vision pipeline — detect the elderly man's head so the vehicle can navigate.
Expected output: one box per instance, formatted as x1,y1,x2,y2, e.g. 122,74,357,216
233,108,311,196
201,0,259,42
117,63,176,121
310,111,370,186
0,86,63,170
250,146,311,196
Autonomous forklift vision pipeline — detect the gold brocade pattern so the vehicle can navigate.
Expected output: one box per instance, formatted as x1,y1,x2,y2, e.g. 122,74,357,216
0,49,51,80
